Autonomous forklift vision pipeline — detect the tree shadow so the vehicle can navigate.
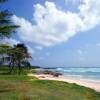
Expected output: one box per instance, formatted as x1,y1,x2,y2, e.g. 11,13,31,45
0,72,11,75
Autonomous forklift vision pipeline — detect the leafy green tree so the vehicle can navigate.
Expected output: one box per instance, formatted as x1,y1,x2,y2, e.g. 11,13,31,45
0,44,11,65
0,0,31,74
0,0,19,62
0,0,19,66
9,44,31,73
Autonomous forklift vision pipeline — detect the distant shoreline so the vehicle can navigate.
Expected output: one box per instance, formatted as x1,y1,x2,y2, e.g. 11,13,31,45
38,67,100,68
32,66,100,70
28,73,100,92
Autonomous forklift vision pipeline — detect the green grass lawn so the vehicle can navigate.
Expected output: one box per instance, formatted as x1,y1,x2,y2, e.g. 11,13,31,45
0,66,100,100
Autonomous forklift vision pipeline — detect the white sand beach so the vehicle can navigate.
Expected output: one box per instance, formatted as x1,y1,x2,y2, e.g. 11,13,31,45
28,73,100,92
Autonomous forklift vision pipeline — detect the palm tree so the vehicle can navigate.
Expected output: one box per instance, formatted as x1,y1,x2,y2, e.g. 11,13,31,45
0,0,19,64
9,44,31,73
0,0,19,39
0,44,11,65
0,0,19,70
0,0,31,74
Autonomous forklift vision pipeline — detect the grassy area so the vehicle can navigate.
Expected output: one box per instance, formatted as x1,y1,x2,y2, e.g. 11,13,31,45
0,66,100,100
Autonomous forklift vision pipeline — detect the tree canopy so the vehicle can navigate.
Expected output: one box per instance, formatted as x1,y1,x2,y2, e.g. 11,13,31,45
0,0,19,39
0,0,32,74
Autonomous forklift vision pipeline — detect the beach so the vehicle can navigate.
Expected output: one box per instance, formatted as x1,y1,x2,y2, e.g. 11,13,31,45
28,73,100,92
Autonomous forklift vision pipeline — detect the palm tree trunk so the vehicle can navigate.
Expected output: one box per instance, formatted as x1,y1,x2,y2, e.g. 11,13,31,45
9,60,14,74
18,60,21,74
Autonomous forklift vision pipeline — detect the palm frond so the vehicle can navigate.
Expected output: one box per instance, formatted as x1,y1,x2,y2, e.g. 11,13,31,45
0,0,8,3
0,25,19,37
0,10,12,24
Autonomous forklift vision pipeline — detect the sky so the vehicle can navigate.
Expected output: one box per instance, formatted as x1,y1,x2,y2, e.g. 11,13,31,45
2,0,100,67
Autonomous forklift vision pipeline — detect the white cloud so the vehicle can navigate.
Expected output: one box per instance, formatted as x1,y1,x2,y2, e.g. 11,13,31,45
27,45,35,55
12,0,100,47
1,38,20,46
1,38,34,55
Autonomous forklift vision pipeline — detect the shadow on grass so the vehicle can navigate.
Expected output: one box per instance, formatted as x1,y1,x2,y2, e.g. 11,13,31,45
0,72,11,75
0,67,30,75
0,89,13,93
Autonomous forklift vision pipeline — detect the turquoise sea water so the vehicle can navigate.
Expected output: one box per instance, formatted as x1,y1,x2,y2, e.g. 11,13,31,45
45,67,100,82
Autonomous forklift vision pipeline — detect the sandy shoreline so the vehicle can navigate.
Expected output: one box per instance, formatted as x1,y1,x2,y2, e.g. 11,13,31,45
28,73,100,92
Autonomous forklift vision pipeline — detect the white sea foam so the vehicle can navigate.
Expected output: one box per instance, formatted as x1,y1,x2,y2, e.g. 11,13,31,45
48,67,100,81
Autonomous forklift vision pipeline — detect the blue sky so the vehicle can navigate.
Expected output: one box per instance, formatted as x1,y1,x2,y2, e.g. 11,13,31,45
2,0,100,67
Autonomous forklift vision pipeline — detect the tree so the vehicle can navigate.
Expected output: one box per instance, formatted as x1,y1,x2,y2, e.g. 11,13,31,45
0,44,11,65
0,0,31,74
0,0,19,39
0,0,19,62
8,44,31,73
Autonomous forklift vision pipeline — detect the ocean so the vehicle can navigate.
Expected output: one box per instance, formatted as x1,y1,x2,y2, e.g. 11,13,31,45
45,67,100,82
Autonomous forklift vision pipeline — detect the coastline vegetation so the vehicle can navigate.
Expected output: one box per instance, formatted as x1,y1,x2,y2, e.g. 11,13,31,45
0,66,100,100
